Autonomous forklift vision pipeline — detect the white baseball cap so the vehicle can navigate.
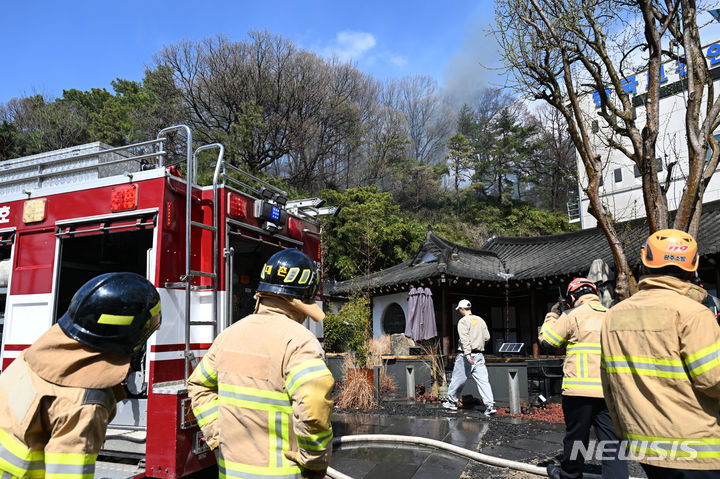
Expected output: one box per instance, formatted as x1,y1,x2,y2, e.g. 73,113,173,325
456,299,472,310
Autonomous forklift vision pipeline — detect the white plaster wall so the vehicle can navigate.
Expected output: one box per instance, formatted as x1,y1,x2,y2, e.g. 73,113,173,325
575,44,720,229
371,291,408,338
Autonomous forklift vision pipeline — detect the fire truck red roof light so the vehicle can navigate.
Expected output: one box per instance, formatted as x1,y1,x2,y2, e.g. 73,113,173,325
227,193,247,219
110,184,138,212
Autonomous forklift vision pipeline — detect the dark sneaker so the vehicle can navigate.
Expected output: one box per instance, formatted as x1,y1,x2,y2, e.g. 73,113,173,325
546,464,562,479
442,401,458,411
484,405,497,416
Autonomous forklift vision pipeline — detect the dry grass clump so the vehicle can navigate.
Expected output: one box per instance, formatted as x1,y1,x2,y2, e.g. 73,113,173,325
420,340,447,397
339,352,355,378
334,338,400,409
365,336,397,394
378,370,397,395
336,370,376,409
336,354,376,409
365,335,391,365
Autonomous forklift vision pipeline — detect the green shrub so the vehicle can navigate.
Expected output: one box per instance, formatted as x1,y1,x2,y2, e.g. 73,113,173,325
323,295,371,366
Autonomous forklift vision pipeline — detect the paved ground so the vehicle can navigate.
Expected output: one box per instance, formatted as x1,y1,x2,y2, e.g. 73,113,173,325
331,402,647,479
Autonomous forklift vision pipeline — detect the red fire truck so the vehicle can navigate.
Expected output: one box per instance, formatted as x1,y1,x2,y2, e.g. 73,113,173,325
0,125,325,478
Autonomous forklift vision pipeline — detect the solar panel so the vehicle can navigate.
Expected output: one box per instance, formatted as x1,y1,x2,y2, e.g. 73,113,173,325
499,343,525,353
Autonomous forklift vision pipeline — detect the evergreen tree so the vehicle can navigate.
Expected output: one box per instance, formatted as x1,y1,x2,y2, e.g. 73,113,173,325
446,133,474,216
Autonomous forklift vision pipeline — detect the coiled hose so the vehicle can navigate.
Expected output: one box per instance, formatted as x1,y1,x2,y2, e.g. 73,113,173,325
327,434,643,479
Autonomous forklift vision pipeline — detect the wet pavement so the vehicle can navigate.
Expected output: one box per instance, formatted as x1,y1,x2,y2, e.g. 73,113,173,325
331,410,492,479
330,405,557,479
330,402,647,479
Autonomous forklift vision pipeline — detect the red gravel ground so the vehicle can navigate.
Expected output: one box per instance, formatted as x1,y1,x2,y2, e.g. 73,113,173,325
496,403,565,423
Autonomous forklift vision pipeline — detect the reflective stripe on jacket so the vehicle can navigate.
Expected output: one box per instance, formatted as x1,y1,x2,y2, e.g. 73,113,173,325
601,275,720,469
188,296,334,478
539,293,605,398
0,353,116,479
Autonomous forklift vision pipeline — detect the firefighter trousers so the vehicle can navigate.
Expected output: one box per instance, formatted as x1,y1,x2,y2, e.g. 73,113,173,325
559,396,628,479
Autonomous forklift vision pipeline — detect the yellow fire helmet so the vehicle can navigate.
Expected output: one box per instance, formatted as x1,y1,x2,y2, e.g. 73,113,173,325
641,228,699,272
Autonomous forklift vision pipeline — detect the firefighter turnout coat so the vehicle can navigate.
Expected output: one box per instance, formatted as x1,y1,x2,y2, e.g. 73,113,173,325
539,293,606,398
0,324,127,479
601,275,720,469
188,295,335,479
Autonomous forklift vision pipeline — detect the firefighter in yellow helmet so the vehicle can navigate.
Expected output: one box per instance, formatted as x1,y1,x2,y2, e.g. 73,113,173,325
540,278,628,479
188,249,334,479
0,272,162,478
601,229,720,477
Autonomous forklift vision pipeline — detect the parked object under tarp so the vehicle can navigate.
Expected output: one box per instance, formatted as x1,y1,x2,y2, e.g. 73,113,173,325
587,258,615,308
405,287,438,341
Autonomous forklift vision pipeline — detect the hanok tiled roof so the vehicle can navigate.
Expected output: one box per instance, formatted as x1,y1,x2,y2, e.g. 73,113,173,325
486,199,720,280
327,231,504,294
484,227,641,280
326,200,720,295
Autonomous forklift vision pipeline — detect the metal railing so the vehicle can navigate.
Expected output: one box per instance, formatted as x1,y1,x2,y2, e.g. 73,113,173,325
0,139,167,197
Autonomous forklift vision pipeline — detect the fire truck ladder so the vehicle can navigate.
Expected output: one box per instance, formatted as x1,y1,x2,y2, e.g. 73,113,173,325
211,157,291,334
158,126,224,379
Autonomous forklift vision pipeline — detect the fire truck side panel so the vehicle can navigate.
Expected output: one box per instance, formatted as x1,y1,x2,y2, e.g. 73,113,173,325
0,142,326,478
0,230,16,369
0,224,57,369
2,293,54,369
146,391,208,479
142,180,220,478
11,227,56,295
147,288,214,383
157,179,185,288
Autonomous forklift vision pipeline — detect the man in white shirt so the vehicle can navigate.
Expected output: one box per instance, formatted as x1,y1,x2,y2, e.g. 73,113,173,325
442,299,496,416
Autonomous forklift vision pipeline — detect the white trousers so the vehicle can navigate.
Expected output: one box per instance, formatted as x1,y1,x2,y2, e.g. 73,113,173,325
447,353,494,406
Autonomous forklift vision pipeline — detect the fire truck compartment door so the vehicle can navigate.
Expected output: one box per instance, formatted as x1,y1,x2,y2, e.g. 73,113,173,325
55,209,157,238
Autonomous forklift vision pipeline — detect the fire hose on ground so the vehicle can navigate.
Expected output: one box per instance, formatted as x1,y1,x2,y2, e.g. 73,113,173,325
326,434,643,479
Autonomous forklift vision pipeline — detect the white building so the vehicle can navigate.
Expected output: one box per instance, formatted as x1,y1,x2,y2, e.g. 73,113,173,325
575,40,720,229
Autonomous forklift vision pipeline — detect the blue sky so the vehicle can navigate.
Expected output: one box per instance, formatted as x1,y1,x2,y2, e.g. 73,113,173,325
0,0,501,105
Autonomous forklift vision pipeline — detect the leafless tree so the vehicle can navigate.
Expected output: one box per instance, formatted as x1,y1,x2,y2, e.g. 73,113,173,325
282,56,371,191
156,32,298,173
527,105,578,211
663,0,720,232
393,75,455,165
157,32,386,193
358,82,409,189
493,0,720,299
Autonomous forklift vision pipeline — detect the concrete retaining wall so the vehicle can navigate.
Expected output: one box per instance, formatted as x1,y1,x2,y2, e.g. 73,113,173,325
327,354,529,407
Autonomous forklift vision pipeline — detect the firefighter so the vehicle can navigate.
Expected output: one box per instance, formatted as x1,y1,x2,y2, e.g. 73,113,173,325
601,229,720,478
541,278,627,479
0,272,162,478
188,248,334,479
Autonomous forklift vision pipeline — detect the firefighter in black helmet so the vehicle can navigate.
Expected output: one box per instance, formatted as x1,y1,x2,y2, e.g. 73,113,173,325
257,248,320,300
0,272,161,478
58,272,162,354
188,249,334,479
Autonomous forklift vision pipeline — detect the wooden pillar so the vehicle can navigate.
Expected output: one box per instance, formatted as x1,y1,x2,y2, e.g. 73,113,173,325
530,286,539,358
441,284,449,354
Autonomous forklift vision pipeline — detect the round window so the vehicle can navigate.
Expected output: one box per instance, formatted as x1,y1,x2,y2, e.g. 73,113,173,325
382,303,405,334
